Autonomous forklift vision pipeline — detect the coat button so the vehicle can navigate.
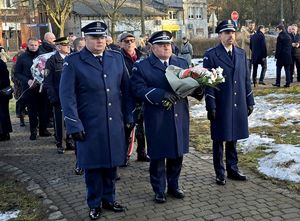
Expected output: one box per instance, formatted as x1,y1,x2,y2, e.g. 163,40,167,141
104,74,107,78
234,92,237,95
106,88,110,92
109,117,112,120
234,81,237,84
234,104,237,107
108,103,112,106
175,113,178,117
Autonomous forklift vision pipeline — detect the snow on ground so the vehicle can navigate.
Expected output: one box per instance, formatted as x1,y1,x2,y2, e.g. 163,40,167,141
192,56,280,79
0,210,20,221
190,93,300,183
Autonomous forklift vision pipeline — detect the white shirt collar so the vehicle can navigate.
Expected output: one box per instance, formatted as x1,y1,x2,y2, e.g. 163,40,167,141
59,52,67,59
222,44,233,53
159,58,169,65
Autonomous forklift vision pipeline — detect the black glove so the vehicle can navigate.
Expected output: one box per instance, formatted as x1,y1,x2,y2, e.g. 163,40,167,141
248,106,254,116
164,92,179,104
192,87,204,101
207,110,216,121
71,131,85,141
126,122,135,132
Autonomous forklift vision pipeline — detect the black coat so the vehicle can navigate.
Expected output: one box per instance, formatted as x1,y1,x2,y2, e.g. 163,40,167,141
275,31,292,66
250,31,267,64
0,59,12,134
44,52,64,104
39,41,56,54
14,49,40,91
120,48,145,76
290,33,300,58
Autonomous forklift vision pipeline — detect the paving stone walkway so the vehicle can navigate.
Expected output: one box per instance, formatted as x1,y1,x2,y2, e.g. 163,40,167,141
0,116,299,221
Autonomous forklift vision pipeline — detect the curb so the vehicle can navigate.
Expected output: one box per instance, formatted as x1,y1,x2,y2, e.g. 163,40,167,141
0,161,67,221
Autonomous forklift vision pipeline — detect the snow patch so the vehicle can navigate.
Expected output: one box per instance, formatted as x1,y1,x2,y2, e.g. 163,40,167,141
0,210,20,221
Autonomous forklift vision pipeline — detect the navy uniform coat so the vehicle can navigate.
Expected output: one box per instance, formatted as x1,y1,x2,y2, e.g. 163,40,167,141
250,30,267,65
59,47,133,169
204,44,255,141
131,53,189,160
275,31,292,66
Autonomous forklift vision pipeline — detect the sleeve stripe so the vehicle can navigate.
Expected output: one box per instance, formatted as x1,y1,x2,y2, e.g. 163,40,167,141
247,90,253,97
206,94,216,99
145,88,156,104
64,116,77,122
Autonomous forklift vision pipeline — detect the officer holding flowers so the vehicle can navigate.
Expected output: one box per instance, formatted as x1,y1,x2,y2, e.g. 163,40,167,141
204,20,255,185
131,30,203,204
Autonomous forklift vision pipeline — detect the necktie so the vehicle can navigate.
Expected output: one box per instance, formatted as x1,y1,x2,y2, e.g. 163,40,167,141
163,61,168,67
228,50,232,60
96,55,103,64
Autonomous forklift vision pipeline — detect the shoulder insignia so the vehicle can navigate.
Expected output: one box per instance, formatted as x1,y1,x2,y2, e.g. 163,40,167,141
203,56,208,60
63,62,68,66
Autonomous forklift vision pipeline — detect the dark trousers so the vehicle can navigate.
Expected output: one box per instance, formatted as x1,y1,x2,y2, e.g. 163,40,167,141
0,98,12,134
53,105,63,145
149,157,183,193
252,59,267,83
84,167,117,209
213,140,239,178
26,90,48,133
16,98,26,117
276,64,291,86
290,56,300,82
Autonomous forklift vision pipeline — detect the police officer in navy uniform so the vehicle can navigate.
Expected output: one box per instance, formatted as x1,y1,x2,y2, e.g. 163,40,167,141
204,20,255,185
59,21,134,220
44,37,74,154
131,31,203,203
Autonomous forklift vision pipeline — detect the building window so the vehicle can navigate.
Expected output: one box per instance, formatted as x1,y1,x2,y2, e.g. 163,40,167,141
168,11,177,20
3,0,15,8
188,7,194,19
196,7,203,19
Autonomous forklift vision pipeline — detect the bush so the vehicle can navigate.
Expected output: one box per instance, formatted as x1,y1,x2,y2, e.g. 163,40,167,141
175,33,277,58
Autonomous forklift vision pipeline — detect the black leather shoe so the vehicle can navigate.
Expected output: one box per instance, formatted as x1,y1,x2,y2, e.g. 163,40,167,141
154,192,166,203
89,207,101,220
284,84,290,88
30,132,37,140
227,171,247,181
259,81,266,85
74,167,84,175
272,83,280,87
39,129,51,137
216,176,226,185
137,153,150,162
167,188,185,199
57,147,65,154
102,201,126,212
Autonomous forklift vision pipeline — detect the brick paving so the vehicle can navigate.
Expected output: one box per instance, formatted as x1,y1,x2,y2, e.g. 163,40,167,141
0,115,300,221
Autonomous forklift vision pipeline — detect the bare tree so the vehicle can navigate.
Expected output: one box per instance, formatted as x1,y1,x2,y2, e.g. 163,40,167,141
97,0,128,40
39,0,75,37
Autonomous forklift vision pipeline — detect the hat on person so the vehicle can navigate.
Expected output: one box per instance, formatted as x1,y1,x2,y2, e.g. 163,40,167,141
216,20,236,33
81,21,107,37
118,32,135,42
20,43,27,49
148,31,172,44
54,37,70,46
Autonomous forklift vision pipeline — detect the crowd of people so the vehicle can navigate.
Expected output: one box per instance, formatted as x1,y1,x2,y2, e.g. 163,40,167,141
0,18,298,220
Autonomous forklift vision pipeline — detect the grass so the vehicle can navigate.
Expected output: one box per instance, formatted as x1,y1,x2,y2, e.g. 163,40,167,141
0,173,46,221
254,85,300,96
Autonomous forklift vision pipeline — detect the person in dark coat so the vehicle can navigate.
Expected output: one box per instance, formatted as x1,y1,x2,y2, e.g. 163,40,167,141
250,25,267,86
14,37,51,140
289,24,300,83
59,21,134,220
0,59,12,141
131,30,203,203
44,37,74,154
273,24,292,87
39,32,56,54
119,32,149,162
204,20,255,186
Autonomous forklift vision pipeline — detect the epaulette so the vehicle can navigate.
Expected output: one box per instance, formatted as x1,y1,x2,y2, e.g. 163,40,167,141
206,47,214,52
67,51,80,58
107,48,122,55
